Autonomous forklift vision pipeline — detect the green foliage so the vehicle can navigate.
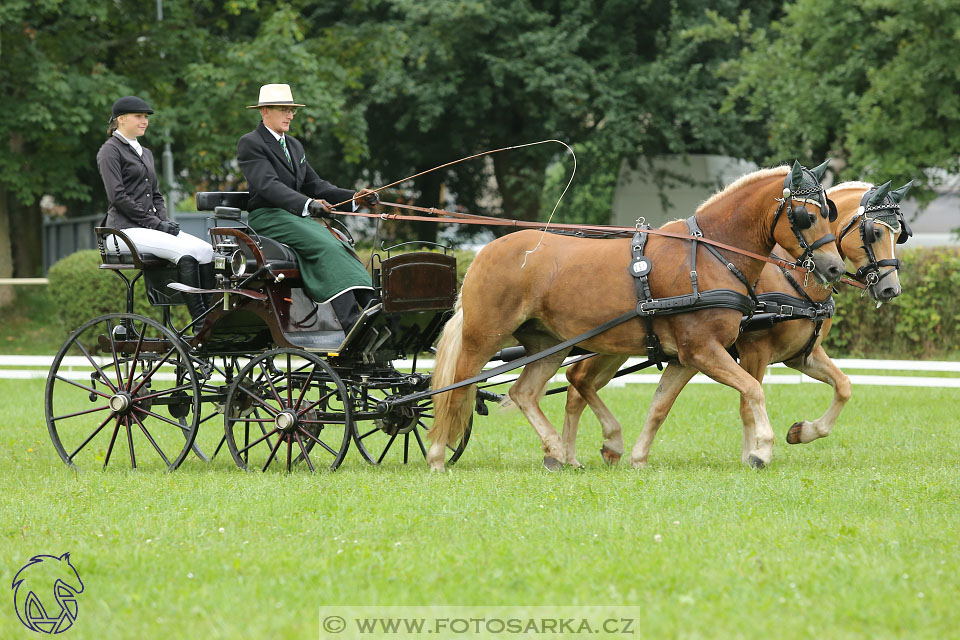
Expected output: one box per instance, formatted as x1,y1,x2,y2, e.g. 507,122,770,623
823,247,960,359
46,250,189,334
723,0,960,197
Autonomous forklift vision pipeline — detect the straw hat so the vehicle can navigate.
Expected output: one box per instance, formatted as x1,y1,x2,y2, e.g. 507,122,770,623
246,84,305,109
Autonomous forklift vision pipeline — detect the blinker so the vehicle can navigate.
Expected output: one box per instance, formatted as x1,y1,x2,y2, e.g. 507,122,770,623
789,204,814,230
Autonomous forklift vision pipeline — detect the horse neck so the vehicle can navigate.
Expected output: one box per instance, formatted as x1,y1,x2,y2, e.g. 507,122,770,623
695,174,783,284
831,187,869,259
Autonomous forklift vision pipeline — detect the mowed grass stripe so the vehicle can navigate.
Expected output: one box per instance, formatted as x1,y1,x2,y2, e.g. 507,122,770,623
1,379,957,639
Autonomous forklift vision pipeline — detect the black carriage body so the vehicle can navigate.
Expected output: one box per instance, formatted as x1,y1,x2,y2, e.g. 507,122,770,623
44,191,468,473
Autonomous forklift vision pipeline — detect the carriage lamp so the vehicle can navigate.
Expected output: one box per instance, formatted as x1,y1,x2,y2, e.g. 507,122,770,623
230,249,247,277
213,240,238,273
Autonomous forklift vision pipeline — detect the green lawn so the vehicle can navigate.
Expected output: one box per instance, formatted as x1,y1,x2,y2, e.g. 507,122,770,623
1,377,957,639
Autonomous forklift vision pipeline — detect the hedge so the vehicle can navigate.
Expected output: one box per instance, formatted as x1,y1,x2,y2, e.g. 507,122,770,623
47,250,189,335
822,246,960,360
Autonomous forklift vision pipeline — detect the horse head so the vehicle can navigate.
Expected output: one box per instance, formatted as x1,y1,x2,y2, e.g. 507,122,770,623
771,160,846,285
832,179,913,301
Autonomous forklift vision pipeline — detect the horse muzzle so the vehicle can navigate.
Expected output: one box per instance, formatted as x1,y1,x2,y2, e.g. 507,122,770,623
809,250,845,285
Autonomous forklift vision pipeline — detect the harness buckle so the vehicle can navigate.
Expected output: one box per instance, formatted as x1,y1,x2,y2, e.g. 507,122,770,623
689,270,698,288
782,305,794,316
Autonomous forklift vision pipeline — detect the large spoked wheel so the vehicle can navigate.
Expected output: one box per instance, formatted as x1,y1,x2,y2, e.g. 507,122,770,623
224,349,352,472
45,313,201,471
352,387,471,467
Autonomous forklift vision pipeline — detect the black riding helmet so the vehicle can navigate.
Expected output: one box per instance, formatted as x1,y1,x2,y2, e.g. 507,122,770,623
110,96,154,122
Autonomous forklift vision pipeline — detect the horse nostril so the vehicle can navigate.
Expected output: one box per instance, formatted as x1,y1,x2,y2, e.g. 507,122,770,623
880,286,900,300
826,264,842,281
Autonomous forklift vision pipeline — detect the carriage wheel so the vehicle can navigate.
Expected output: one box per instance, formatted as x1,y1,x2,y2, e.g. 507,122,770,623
224,349,352,472
351,388,471,467
44,313,201,471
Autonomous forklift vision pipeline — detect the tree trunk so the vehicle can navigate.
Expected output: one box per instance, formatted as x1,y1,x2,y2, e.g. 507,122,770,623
412,169,442,245
10,199,43,277
0,184,13,307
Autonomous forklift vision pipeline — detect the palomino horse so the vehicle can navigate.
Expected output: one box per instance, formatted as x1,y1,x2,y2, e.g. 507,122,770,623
426,162,847,471
559,179,912,468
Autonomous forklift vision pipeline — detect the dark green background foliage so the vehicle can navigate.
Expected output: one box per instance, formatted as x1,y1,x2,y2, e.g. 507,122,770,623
46,250,189,334
823,247,960,359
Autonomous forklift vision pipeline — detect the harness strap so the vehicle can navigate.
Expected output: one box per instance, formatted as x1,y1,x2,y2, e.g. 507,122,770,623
386,309,641,408
687,216,759,306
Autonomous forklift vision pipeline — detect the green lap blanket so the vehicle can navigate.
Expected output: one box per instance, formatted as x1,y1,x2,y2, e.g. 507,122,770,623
248,208,372,302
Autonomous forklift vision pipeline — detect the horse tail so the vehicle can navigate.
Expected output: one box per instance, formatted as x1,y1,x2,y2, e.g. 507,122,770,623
428,296,476,446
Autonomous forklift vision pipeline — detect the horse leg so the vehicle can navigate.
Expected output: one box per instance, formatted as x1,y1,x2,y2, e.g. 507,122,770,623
560,385,587,468
564,355,627,466
783,345,851,444
678,345,776,468
736,348,771,464
508,345,571,471
628,361,697,468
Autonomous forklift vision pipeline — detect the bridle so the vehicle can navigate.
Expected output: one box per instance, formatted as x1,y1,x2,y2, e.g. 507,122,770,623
836,186,909,289
770,167,837,277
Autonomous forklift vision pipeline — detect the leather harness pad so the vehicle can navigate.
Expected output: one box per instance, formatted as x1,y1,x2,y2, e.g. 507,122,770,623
629,218,756,364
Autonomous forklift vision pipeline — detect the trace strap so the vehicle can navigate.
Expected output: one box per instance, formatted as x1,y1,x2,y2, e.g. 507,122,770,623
377,309,642,409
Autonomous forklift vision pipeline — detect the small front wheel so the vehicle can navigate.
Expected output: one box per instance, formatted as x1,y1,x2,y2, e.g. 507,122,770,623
224,349,352,472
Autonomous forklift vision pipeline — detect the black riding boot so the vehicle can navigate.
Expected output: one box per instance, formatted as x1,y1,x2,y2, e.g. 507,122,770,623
198,261,216,310
177,256,207,323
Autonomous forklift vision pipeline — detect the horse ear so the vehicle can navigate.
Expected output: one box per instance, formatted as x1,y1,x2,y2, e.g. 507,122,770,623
810,158,831,182
789,160,804,189
890,179,914,203
868,180,892,205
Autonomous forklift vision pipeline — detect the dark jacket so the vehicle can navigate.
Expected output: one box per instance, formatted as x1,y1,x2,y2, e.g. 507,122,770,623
237,122,354,214
96,134,168,229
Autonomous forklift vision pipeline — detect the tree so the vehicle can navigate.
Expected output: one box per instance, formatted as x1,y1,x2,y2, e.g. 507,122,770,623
722,0,960,200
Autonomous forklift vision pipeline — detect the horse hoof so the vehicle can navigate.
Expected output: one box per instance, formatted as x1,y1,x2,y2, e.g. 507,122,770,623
747,454,766,470
600,446,622,466
786,422,803,444
543,456,562,472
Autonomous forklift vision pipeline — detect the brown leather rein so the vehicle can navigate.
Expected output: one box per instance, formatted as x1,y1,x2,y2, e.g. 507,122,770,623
332,200,866,289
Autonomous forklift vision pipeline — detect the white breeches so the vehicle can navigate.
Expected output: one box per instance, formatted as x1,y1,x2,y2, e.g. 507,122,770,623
108,227,214,264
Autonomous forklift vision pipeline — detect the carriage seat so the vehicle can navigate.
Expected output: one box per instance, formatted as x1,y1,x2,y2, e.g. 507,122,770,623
95,227,172,271
252,236,299,271
196,191,303,274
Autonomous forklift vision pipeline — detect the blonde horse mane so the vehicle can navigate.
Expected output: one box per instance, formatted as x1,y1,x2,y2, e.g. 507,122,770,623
827,181,873,196
696,165,789,214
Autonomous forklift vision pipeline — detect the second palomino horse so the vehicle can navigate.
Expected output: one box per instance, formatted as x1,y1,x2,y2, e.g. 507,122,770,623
560,179,913,468
427,161,846,471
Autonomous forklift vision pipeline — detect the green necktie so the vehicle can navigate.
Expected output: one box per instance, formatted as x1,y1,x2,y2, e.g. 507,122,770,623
279,136,293,167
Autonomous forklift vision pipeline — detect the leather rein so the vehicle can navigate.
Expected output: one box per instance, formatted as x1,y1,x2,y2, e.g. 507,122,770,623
331,200,867,289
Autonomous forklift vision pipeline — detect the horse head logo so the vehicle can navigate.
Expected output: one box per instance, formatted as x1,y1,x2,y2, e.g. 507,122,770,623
12,553,84,634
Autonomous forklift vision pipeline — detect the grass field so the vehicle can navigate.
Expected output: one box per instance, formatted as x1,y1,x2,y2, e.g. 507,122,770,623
1,376,957,639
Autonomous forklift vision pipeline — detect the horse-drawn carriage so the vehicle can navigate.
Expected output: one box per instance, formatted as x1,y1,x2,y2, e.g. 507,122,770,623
43,160,910,473
43,191,488,472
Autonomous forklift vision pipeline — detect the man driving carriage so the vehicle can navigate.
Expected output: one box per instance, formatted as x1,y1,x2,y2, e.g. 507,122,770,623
236,83,380,330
